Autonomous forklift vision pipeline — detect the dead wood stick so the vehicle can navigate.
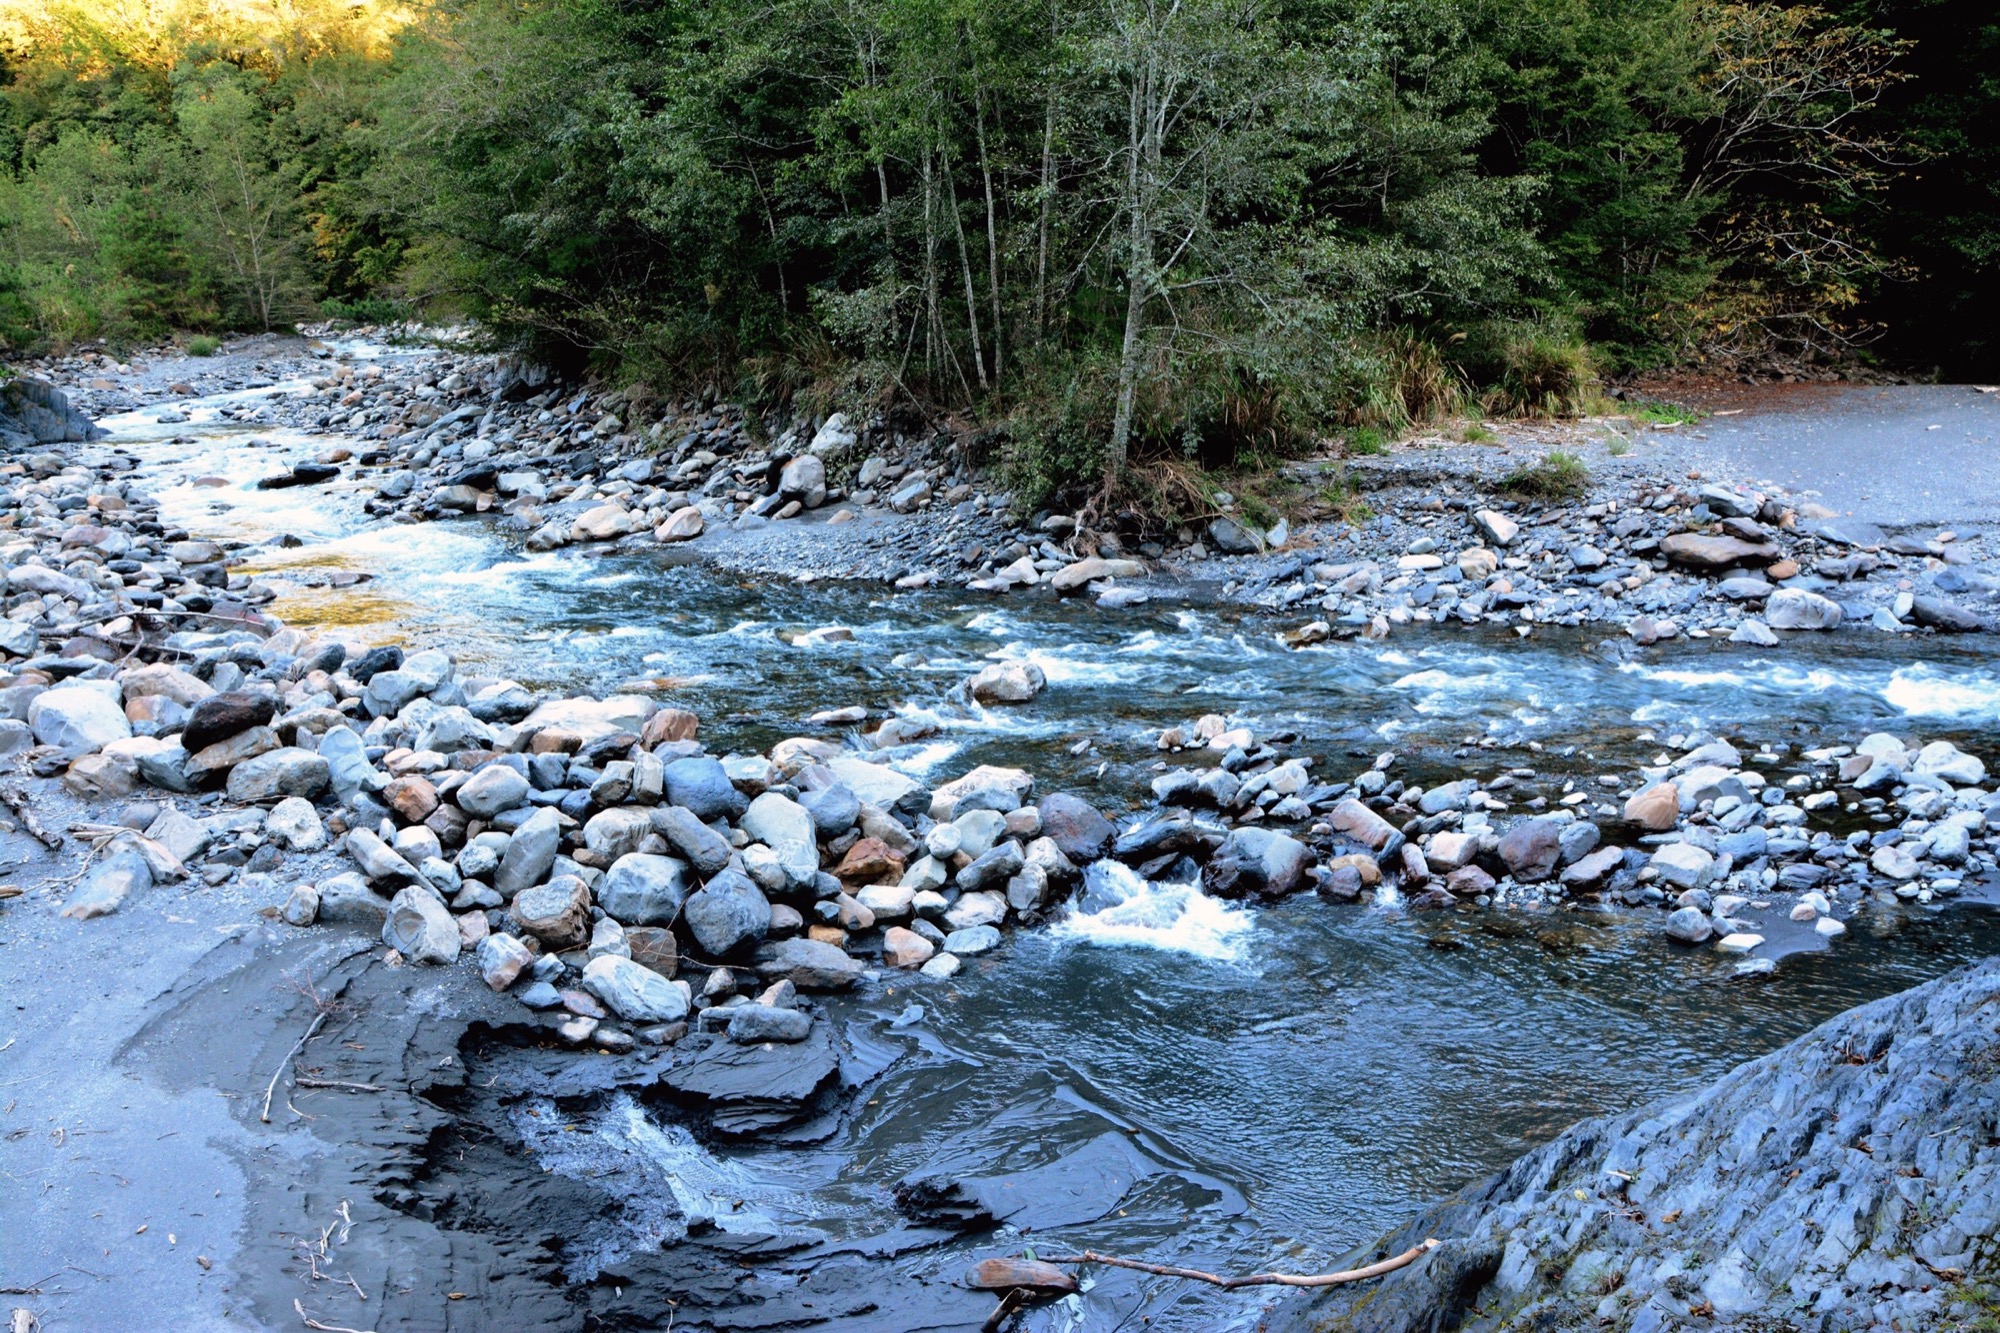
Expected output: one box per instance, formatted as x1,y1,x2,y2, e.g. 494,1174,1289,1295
979,1288,1026,1333
0,784,62,851
261,1012,328,1124
294,1078,382,1093
1042,1238,1440,1289
293,1298,374,1333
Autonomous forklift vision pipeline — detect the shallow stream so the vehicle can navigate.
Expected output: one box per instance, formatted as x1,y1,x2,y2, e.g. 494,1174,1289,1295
94,360,2000,1329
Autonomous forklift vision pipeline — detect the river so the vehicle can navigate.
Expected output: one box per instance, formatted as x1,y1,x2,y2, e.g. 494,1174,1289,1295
93,351,2000,1330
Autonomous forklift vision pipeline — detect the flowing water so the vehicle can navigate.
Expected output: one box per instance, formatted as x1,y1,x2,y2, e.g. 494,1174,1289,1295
94,362,2000,1329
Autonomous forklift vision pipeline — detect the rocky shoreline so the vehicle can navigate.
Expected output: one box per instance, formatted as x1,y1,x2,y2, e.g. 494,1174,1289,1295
36,331,2000,643
4,340,1997,1330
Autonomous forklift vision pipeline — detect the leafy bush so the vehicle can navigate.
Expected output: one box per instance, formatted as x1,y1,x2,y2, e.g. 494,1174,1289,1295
188,334,221,356
1457,323,1599,418
1500,449,1589,500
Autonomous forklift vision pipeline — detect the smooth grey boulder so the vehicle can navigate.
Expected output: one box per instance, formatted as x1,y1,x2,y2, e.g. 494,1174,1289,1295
495,807,562,897
752,937,865,990
664,755,746,820
596,852,690,926
1663,905,1715,944
225,746,330,803
583,806,653,861
682,869,771,958
650,805,732,876
581,955,688,1024
729,1005,813,1043
455,764,530,818
383,886,460,964
60,847,152,919
28,685,130,756
1037,793,1115,863
316,872,390,925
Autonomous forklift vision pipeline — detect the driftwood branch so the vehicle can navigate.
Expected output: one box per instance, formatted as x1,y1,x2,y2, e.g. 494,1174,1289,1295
0,783,62,851
1042,1238,1440,1289
294,1078,382,1093
293,1298,374,1333
261,1013,328,1124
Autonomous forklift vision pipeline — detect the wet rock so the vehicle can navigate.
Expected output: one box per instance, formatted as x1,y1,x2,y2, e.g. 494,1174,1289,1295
1047,557,1146,593
384,886,461,964
1037,793,1115,862
967,661,1047,705
882,925,936,969
596,852,690,926
1663,905,1714,944
581,955,689,1024
1496,817,1562,882
512,874,592,949
896,1130,1156,1231
683,869,772,957
944,924,1001,956
1202,826,1311,898
1650,842,1716,890
728,1004,813,1042
1911,596,1981,632
662,1024,840,1136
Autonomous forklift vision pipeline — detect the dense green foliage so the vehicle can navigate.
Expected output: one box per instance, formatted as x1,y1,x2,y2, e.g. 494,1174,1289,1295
0,0,1992,490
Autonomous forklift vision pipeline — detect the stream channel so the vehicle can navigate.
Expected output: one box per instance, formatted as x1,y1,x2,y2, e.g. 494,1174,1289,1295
92,347,2000,1330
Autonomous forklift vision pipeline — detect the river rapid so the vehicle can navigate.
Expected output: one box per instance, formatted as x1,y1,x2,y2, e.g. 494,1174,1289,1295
93,350,2000,1330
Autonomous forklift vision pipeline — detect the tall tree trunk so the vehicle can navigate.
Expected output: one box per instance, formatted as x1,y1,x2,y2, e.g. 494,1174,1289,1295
974,88,1003,387
1108,64,1153,481
1035,88,1056,336
942,146,989,392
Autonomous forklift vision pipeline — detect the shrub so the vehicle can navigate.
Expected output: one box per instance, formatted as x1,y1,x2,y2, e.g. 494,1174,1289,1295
1500,449,1589,500
1346,427,1388,456
188,334,221,356
1456,322,1599,418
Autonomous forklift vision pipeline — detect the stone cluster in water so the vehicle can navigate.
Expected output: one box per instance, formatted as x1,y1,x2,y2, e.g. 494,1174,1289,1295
1142,714,1998,969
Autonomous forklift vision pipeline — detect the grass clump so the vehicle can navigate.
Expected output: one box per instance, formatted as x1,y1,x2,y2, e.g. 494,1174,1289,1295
1345,426,1389,456
187,334,221,357
1500,449,1590,500
1459,422,1497,443
1622,397,1700,426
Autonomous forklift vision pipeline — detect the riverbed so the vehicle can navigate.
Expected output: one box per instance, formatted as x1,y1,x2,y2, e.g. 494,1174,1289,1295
77,350,2000,1331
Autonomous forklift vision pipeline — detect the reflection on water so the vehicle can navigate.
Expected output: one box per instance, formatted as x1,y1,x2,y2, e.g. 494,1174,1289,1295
92,365,2000,1331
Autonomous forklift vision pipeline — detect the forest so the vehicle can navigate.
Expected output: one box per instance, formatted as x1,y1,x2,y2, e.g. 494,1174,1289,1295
0,0,1992,492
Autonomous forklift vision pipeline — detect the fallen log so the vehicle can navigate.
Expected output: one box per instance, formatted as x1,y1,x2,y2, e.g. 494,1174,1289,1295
1040,1237,1439,1289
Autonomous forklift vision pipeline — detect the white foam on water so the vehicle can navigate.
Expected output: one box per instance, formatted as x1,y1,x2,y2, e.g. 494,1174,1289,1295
884,739,963,777
1881,664,2000,720
1617,660,1844,695
1050,860,1255,963
615,1097,798,1234
993,644,1128,686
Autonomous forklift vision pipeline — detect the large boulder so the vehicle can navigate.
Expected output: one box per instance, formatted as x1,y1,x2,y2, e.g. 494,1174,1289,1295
682,869,771,958
383,886,460,964
968,661,1047,705
663,755,747,821
1660,532,1779,570
511,874,592,949
28,686,131,756
650,805,732,876
753,936,866,990
596,852,690,926
225,747,330,803
1202,826,1311,899
582,806,653,861
179,690,277,752
581,955,689,1024
1037,794,1115,863
1764,587,1843,630
1495,817,1563,883
455,764,530,818
495,807,562,897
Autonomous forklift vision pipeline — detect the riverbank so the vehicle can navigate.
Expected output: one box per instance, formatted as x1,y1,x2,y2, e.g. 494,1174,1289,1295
3,341,1998,1332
